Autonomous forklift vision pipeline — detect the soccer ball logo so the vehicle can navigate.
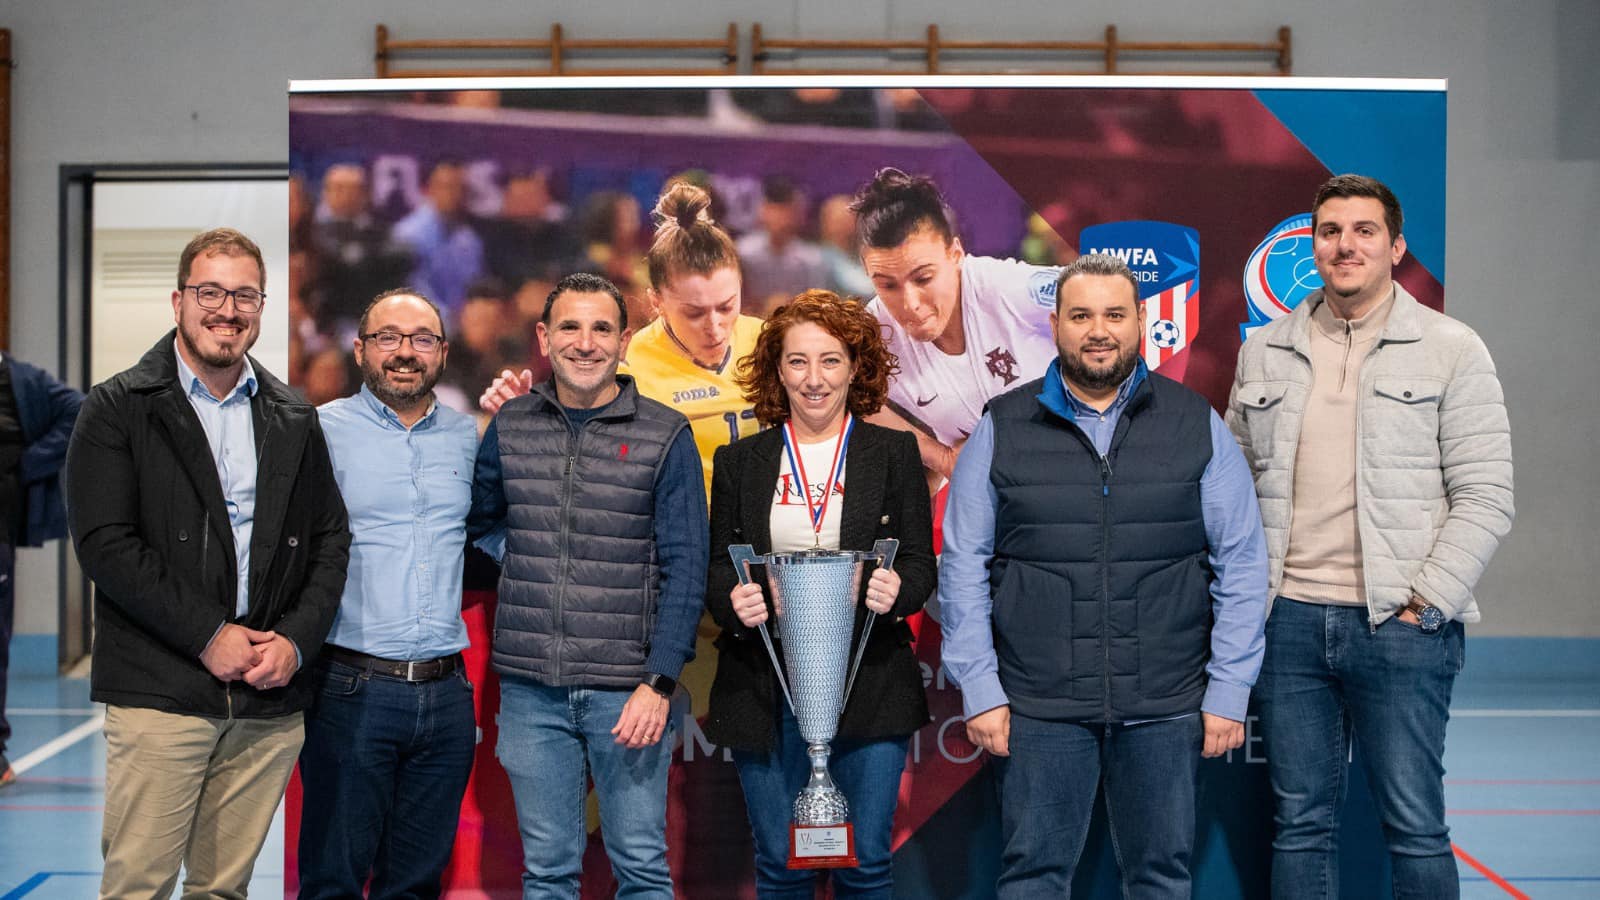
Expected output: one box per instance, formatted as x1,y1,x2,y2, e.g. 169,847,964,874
1150,319,1182,348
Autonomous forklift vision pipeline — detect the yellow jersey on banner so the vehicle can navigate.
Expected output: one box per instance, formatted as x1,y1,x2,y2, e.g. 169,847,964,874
622,314,764,498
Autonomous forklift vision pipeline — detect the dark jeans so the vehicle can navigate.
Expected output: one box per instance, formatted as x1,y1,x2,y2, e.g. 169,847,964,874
1258,598,1464,900
296,658,477,900
995,712,1203,900
0,541,13,755
731,705,910,899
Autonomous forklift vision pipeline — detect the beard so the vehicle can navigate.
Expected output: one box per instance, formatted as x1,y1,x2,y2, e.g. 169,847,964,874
1061,341,1140,393
178,315,251,369
363,356,440,407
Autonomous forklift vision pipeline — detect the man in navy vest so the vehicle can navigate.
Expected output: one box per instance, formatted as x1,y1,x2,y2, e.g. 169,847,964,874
468,273,706,899
940,253,1268,898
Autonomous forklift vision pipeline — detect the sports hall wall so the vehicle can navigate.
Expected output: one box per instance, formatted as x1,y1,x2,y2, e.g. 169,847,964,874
8,0,1597,640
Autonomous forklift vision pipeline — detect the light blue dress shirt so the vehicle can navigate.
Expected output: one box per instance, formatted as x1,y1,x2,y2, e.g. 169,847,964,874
319,385,477,660
939,359,1269,722
174,342,257,618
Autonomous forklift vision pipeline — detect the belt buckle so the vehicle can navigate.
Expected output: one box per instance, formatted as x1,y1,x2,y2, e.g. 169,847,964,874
405,660,423,682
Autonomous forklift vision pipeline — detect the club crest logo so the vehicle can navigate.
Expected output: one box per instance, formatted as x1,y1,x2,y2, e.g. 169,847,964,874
1242,214,1322,340
1079,221,1200,370
985,347,1020,385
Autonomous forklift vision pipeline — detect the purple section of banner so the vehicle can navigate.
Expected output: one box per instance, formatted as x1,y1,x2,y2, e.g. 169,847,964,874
291,98,1032,258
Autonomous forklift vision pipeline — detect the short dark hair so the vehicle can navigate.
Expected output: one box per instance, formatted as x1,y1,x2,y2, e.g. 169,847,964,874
1054,253,1141,311
542,272,628,330
178,228,265,291
1313,174,1403,240
358,288,447,341
849,167,956,249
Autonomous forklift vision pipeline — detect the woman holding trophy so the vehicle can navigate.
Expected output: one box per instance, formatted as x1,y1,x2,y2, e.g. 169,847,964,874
705,289,936,899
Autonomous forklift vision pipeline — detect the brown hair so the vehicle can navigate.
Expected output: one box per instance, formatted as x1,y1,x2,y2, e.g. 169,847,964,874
177,227,266,291
736,289,898,427
1313,174,1403,240
645,181,739,290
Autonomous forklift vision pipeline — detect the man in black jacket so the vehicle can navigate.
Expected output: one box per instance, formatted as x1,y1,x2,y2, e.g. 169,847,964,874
66,228,350,899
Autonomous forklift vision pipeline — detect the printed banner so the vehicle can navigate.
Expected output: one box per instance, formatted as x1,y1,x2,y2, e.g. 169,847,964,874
287,79,1447,899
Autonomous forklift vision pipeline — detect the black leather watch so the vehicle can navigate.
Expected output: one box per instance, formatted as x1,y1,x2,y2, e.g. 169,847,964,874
1404,597,1445,633
642,673,677,698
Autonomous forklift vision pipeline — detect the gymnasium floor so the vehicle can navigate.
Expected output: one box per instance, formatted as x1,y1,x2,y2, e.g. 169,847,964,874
1,635,1594,899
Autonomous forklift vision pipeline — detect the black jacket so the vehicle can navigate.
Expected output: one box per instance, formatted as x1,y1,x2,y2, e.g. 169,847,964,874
704,421,935,752
66,332,350,717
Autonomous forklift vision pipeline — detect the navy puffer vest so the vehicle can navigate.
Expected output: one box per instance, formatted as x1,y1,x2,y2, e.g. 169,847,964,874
987,371,1214,721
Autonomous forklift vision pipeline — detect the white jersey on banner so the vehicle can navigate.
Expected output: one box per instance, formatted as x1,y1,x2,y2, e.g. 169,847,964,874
868,255,1061,447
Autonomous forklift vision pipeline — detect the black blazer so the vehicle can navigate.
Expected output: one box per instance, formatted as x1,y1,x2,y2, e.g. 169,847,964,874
703,421,935,752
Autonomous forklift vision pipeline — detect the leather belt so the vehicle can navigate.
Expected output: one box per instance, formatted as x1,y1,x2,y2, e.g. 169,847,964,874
325,645,463,683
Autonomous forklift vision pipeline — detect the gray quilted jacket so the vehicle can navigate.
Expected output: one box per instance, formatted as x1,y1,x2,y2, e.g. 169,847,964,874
1226,283,1513,625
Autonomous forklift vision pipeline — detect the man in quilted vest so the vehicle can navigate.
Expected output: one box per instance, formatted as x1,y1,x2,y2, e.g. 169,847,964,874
468,272,707,899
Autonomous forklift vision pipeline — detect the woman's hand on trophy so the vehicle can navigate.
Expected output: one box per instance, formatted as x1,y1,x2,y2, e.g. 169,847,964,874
731,582,771,627
864,567,901,615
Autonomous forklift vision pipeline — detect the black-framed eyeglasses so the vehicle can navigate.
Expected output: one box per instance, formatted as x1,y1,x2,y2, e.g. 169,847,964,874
360,331,444,353
184,283,265,313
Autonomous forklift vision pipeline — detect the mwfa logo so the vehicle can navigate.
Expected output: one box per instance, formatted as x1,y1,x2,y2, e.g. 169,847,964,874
1242,214,1321,340
1079,220,1199,370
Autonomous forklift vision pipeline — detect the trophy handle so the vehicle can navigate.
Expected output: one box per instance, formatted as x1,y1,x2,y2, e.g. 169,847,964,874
842,538,900,709
728,544,795,712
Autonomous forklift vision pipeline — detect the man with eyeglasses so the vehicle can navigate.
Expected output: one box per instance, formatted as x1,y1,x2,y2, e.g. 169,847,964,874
65,227,351,898
296,288,480,898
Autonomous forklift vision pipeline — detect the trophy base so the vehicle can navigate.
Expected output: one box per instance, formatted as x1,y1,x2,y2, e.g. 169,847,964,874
788,822,857,869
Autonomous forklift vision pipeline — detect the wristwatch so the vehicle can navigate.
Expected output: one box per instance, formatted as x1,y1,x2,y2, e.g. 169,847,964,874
1404,597,1445,633
642,673,678,698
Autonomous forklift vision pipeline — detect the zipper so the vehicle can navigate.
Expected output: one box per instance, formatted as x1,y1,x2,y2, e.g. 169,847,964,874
1354,336,1387,633
1099,451,1113,722
553,418,584,678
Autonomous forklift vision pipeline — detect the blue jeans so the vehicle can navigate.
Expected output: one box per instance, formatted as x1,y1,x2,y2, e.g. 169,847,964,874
994,712,1202,900
731,705,909,899
1258,598,1464,900
296,658,478,900
496,674,679,900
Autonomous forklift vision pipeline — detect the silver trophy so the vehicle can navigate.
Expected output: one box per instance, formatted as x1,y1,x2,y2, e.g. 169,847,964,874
728,538,898,867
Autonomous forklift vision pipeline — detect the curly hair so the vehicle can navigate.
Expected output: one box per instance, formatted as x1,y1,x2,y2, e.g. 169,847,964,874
736,289,898,427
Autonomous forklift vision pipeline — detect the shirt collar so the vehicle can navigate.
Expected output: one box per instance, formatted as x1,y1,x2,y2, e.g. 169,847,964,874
357,383,437,431
173,338,257,403
1038,356,1147,422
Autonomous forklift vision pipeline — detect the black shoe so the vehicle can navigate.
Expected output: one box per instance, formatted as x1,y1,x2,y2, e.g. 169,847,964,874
0,754,14,789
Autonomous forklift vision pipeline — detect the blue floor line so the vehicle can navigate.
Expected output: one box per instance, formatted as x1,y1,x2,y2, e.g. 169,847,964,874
0,872,101,900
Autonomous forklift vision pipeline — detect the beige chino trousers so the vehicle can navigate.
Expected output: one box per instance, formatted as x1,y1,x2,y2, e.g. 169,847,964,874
99,705,303,900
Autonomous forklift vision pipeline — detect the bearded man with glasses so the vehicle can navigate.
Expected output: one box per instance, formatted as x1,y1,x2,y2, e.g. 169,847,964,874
297,288,481,899
66,227,351,898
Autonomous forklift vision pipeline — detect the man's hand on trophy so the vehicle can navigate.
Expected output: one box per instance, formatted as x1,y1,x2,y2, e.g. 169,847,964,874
731,582,774,627
864,567,901,615
479,367,535,414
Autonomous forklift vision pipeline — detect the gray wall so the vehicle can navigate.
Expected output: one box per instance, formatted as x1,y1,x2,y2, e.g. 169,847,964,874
6,0,1597,636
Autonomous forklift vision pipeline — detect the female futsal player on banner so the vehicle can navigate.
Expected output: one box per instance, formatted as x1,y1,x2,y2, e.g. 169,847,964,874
479,180,763,497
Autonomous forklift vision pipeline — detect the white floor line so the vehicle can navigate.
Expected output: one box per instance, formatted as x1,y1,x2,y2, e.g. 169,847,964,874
1452,709,1600,717
11,712,105,774
7,707,102,716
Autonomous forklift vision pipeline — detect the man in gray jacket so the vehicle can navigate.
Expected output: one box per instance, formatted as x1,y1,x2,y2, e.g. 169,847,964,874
1227,174,1513,900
